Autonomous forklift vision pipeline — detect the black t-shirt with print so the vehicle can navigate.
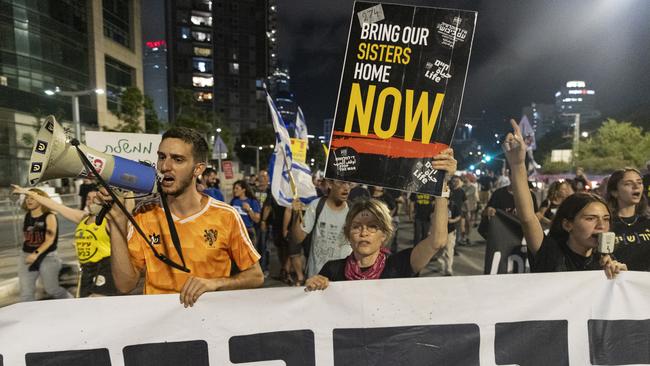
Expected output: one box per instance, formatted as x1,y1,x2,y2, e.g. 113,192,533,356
410,193,435,221
530,235,601,273
319,248,416,281
612,215,650,271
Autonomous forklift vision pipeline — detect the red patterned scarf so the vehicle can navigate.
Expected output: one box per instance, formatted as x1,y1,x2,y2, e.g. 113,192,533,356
344,247,390,280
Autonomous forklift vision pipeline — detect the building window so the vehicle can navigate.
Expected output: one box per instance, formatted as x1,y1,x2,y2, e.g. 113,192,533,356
192,31,211,43
192,76,213,88
193,58,212,73
228,62,239,75
193,47,212,57
103,0,131,48
105,56,134,112
179,27,191,40
190,13,212,27
194,91,213,102
193,0,212,12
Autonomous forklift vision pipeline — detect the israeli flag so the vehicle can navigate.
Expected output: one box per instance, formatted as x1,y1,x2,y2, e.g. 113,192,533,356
267,94,317,207
295,106,309,140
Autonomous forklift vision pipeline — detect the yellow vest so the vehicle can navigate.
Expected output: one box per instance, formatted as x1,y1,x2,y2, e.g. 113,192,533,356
74,218,111,264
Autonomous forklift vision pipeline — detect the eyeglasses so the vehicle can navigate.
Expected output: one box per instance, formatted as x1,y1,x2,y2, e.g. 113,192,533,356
350,223,381,234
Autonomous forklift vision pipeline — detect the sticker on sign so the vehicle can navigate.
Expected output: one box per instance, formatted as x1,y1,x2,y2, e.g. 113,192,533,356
357,4,384,25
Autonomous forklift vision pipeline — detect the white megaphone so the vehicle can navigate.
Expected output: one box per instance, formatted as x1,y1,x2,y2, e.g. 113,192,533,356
28,116,158,193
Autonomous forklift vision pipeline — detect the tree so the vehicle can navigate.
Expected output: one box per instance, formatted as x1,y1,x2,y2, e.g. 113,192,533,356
576,119,650,173
109,87,145,133
144,95,162,134
172,88,219,133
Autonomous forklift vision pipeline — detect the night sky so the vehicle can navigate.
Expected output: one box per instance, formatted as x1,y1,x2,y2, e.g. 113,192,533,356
278,0,650,136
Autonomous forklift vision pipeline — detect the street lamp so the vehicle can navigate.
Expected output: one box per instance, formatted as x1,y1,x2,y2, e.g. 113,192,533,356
562,113,581,167
241,144,274,174
44,87,105,141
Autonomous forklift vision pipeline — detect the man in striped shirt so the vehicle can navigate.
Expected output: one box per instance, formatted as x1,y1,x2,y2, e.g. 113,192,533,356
100,127,263,307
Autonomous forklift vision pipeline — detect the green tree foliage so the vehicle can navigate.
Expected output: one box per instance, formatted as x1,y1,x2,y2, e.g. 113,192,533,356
110,87,145,133
173,88,214,132
143,95,162,134
576,119,650,173
234,126,275,169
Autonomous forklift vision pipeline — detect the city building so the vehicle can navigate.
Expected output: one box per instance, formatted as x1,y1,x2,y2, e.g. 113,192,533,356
141,0,275,135
521,102,556,139
323,118,333,143
268,67,296,132
555,80,600,122
0,0,144,188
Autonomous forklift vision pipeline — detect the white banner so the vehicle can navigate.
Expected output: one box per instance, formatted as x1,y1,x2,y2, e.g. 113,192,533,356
1,272,650,365
85,131,161,166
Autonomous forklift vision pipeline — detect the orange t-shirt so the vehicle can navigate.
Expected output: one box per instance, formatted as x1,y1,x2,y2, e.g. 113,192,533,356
127,195,260,294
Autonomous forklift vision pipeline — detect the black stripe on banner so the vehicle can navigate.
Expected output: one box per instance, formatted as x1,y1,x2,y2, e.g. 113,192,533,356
588,319,650,365
25,349,111,366
333,324,480,366
123,340,208,366
495,320,569,366
229,330,315,366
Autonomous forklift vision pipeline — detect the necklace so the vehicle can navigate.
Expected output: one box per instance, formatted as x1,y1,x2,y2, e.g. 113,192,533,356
618,215,639,227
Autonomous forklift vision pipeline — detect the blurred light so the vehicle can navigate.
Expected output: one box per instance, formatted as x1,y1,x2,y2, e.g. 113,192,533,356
216,128,222,133
241,144,246,148
566,81,585,88
469,164,475,170
258,146,263,150
581,131,589,138
469,152,473,156
44,90,56,96
94,88,104,95
475,169,481,175
484,155,492,162
269,144,274,148
477,151,482,156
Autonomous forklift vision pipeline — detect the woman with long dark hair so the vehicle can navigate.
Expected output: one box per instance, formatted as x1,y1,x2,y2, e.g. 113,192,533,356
503,119,626,277
16,188,73,301
536,180,574,229
231,179,261,247
606,168,650,271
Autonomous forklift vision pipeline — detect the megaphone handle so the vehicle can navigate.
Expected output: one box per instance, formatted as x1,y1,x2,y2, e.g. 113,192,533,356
95,203,112,226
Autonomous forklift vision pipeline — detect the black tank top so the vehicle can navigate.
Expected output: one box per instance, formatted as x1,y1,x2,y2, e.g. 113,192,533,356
22,212,58,254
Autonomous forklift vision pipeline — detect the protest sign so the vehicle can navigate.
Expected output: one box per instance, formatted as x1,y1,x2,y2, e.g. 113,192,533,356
325,2,476,195
2,273,650,365
85,131,161,166
290,138,308,163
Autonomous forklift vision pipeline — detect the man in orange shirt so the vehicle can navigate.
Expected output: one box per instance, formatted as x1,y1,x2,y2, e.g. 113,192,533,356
100,127,263,307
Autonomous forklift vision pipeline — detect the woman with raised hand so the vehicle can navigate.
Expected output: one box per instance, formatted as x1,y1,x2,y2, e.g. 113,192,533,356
12,184,117,297
13,187,73,301
502,119,626,278
304,149,456,291
606,168,650,271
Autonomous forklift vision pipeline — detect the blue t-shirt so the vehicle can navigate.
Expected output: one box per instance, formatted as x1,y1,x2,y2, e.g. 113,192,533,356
203,187,224,202
230,197,261,228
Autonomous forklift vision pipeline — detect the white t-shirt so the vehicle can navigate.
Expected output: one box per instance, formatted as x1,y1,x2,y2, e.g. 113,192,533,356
302,198,351,278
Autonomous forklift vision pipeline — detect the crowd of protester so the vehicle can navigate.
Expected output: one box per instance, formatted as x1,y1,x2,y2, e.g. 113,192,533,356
9,123,650,306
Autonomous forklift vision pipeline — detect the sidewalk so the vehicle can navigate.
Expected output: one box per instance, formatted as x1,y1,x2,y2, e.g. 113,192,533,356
0,215,486,307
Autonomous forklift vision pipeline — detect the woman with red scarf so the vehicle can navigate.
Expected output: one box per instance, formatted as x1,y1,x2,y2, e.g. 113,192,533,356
304,150,455,291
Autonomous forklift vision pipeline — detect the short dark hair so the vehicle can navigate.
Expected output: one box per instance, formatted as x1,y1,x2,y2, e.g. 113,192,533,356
162,127,209,163
203,167,217,176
